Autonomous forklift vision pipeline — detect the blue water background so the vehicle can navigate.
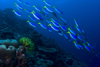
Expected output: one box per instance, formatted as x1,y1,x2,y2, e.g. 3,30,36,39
0,0,100,67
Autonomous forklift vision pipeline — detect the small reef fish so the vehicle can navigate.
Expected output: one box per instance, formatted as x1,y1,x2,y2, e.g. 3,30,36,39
83,43,91,51
23,1,30,6
82,43,91,51
41,11,49,17
46,20,51,24
50,20,59,27
17,0,23,3
12,10,21,16
15,6,23,11
77,34,83,41
59,24,67,31
64,33,72,41
47,27,52,32
74,19,79,27
86,42,92,47
51,18,59,23
67,31,77,40
42,8,49,14
43,6,53,13
60,16,66,23
38,22,47,29
78,45,84,49
24,8,31,13
75,25,85,34
28,15,36,21
58,31,63,36
33,5,41,12
67,28,76,35
52,6,63,14
73,41,81,49
32,7,49,17
27,20,36,27
14,3,23,9
43,0,52,6
31,10,43,21
17,0,30,6
48,24,59,31
63,33,68,39
74,19,85,34
43,6,58,18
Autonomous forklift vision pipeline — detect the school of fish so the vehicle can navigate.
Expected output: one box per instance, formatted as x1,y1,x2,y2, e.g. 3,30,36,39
12,0,99,57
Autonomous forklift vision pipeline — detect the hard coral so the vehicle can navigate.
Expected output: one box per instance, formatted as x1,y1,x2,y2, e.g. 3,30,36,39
3,39,10,48
0,45,13,65
11,39,19,48
19,37,35,51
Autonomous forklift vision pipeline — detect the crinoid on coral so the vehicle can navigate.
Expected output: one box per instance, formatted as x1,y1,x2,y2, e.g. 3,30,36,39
19,37,35,53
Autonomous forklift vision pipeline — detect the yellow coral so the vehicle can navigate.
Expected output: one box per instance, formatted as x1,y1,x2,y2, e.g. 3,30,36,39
19,37,35,51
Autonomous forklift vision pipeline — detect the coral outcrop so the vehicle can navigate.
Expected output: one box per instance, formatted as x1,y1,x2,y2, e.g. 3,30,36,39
0,39,27,67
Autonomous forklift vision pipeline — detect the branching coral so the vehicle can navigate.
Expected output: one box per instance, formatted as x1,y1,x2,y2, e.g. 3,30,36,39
19,37,35,52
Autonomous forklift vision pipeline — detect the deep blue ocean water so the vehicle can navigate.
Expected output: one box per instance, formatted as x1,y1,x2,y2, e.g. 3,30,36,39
0,0,100,67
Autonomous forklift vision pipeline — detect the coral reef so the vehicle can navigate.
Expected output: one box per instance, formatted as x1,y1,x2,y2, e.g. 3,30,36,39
0,8,88,67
